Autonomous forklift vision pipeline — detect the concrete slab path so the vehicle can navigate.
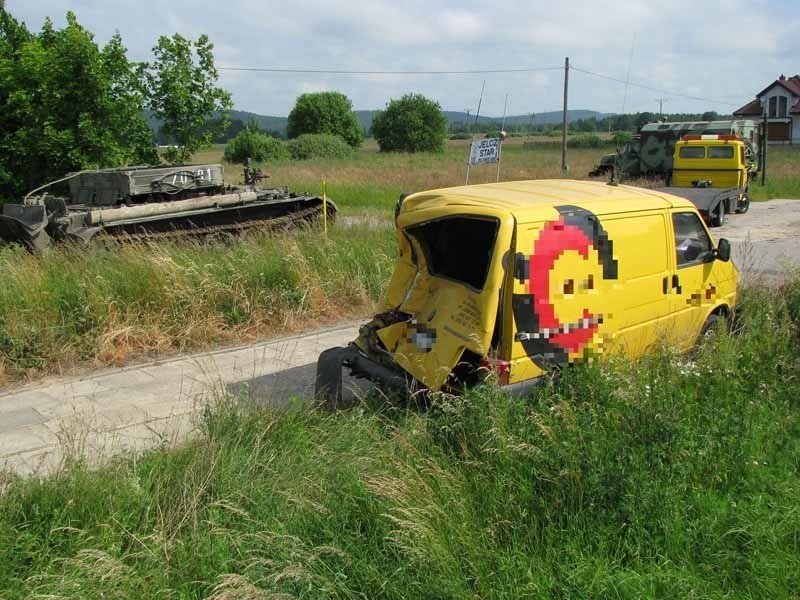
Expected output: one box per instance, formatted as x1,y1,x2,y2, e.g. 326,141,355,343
0,322,360,476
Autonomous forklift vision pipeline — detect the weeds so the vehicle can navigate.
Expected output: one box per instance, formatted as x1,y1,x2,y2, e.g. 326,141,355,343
0,225,396,384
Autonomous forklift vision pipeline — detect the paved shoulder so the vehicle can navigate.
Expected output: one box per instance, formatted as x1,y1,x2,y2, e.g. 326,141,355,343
714,199,800,280
0,322,360,476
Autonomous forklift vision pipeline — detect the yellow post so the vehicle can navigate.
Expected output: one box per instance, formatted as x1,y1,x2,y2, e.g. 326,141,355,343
322,180,328,236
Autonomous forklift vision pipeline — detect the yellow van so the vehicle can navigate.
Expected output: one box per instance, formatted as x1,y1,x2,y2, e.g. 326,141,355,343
316,180,738,404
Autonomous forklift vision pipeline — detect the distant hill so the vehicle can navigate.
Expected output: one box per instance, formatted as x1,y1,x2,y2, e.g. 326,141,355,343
145,108,612,140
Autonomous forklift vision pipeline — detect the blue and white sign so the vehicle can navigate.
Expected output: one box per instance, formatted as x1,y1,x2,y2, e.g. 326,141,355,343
468,137,501,165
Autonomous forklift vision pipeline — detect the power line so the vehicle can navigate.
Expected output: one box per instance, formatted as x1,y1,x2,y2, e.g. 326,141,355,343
217,65,562,75
570,64,741,107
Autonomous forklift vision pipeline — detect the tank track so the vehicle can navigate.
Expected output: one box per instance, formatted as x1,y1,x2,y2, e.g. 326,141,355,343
93,204,327,243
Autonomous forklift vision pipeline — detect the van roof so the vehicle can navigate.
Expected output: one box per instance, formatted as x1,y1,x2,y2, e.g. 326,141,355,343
402,179,697,219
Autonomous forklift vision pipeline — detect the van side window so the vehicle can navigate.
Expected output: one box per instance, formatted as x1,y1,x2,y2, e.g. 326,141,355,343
672,212,712,267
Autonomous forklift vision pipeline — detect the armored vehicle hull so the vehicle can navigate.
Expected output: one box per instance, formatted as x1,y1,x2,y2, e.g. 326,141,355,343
0,163,336,251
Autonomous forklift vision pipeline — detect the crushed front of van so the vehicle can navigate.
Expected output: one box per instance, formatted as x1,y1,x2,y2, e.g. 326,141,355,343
315,195,514,406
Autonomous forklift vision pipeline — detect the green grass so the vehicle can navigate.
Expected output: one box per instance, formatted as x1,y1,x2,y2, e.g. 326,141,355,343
749,146,800,200
0,225,396,384
1,277,799,598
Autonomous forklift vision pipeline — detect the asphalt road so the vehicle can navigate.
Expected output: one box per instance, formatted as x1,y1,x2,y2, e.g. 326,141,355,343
1,199,798,476
715,199,800,280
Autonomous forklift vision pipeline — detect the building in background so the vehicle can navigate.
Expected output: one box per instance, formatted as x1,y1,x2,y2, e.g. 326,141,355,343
734,74,800,145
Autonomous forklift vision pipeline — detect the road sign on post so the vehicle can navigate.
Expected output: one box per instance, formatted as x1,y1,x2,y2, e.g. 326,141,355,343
468,137,502,165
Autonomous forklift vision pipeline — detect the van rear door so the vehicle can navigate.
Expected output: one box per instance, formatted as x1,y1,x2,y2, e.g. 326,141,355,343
378,209,514,391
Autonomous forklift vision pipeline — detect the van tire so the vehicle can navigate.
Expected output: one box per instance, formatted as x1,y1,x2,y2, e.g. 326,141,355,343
699,314,721,344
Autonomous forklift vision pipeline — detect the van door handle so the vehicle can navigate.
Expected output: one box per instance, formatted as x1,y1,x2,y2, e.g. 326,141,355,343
672,274,682,294
662,277,669,294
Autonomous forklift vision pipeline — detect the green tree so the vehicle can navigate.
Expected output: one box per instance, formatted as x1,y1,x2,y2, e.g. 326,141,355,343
0,11,157,199
144,33,232,164
223,124,289,164
371,93,448,153
286,92,364,147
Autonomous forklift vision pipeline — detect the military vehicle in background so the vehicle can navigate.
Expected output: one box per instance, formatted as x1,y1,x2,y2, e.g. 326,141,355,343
589,120,758,178
0,162,336,252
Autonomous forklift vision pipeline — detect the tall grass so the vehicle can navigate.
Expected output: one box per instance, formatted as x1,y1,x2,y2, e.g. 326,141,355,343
199,141,800,212
0,277,798,598
0,225,396,384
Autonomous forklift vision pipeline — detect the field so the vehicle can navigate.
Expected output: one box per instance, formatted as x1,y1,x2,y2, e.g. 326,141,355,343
1,279,798,598
1,140,799,384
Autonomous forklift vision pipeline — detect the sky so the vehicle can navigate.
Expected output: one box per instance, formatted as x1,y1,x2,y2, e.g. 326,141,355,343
7,0,800,118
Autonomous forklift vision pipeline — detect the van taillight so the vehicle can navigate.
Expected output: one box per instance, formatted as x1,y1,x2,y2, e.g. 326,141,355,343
479,356,510,385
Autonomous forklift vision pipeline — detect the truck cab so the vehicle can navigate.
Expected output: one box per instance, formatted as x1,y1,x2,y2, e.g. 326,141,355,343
671,135,752,189
663,135,751,226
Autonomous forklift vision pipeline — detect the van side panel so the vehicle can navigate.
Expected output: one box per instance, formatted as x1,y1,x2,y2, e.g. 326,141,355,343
599,212,675,355
507,205,624,383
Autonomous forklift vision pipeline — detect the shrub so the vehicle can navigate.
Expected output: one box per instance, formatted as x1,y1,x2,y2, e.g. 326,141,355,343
223,128,289,163
287,92,364,147
612,130,633,145
287,133,353,160
568,133,603,148
372,93,448,153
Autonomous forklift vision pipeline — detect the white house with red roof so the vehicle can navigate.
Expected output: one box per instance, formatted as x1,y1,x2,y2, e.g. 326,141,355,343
734,74,800,144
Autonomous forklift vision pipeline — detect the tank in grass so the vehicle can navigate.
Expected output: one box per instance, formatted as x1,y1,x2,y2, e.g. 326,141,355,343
0,161,337,252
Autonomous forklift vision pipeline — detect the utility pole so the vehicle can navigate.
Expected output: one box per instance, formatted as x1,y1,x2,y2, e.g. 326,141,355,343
761,106,768,186
465,108,471,133
561,56,569,174
655,97,667,118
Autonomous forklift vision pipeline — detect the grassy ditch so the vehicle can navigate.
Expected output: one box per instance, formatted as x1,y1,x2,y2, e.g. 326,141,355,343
1,277,799,598
0,224,396,385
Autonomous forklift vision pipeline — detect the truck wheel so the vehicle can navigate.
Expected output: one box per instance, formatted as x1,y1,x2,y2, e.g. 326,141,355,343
735,194,750,214
710,204,725,227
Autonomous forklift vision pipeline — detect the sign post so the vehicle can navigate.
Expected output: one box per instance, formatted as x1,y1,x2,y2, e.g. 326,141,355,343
466,137,503,185
322,180,328,236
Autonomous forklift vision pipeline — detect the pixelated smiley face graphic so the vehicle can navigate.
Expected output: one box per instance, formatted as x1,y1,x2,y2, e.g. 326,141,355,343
512,206,618,367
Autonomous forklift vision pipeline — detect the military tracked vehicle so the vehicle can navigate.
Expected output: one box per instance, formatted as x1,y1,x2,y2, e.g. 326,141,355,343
0,162,336,252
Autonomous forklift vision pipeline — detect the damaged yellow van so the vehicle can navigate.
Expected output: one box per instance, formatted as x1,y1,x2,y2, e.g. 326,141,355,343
315,180,738,405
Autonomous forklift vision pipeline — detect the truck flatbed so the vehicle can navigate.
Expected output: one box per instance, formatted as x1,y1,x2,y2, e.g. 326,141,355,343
660,186,741,227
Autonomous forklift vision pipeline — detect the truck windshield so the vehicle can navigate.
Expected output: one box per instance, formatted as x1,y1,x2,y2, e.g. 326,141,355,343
406,216,500,290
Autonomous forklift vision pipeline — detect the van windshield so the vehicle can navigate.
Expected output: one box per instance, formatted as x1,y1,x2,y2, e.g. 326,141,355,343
406,216,500,290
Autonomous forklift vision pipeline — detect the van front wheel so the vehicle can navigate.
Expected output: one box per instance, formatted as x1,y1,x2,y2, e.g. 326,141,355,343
699,314,721,345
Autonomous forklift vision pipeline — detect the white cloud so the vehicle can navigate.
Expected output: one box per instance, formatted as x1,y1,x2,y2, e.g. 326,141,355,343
6,0,799,116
